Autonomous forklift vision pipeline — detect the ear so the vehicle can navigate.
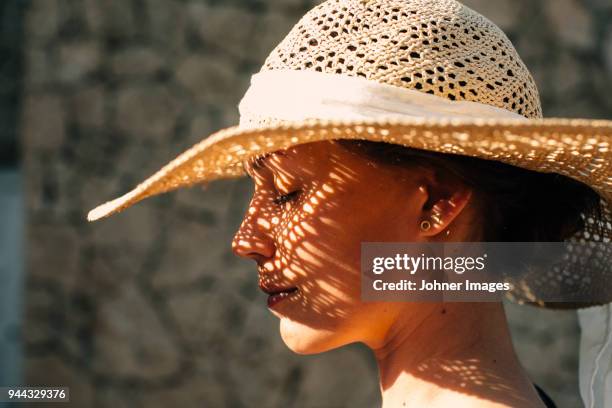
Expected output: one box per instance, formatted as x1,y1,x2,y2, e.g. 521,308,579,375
418,187,472,237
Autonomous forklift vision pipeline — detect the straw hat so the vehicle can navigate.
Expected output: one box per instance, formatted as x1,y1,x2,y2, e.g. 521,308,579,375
87,0,612,308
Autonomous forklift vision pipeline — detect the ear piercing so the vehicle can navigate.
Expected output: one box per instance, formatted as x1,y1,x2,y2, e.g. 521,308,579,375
420,220,431,231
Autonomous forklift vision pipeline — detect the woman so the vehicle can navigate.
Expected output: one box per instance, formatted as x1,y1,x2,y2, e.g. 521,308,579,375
232,137,598,407
88,0,611,406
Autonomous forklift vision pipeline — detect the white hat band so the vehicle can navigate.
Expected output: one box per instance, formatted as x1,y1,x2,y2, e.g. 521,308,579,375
237,69,527,128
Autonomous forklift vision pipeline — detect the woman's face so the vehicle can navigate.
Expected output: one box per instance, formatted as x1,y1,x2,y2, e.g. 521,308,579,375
231,140,473,354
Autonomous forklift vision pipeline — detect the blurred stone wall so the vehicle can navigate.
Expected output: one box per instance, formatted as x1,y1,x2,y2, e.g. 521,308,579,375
20,0,612,407
1,0,26,388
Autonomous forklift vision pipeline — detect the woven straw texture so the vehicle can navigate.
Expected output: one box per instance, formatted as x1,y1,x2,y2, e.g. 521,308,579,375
261,0,542,119
87,0,612,308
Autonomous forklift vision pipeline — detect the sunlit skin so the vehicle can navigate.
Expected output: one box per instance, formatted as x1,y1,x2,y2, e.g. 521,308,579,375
231,140,547,408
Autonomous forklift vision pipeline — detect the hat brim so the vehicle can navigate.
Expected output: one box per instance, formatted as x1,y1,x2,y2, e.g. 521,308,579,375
87,116,612,309
87,117,612,222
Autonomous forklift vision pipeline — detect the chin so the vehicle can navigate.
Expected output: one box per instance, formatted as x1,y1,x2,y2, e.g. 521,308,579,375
278,317,344,355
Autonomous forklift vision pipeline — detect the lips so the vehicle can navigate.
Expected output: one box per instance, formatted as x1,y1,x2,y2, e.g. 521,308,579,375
259,283,299,308
259,283,298,296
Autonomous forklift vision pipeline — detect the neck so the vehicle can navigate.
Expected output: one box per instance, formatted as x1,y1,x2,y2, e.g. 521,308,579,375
370,302,545,408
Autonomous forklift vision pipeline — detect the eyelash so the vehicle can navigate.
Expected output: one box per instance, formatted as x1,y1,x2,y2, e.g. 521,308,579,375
272,190,301,205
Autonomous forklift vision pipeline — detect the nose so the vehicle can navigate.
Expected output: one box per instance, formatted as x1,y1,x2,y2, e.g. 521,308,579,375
231,207,276,263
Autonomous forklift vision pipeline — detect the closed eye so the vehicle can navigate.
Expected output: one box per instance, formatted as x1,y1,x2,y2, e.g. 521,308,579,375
272,190,301,205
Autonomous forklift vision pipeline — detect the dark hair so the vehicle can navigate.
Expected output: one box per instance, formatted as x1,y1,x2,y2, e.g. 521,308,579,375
334,139,603,242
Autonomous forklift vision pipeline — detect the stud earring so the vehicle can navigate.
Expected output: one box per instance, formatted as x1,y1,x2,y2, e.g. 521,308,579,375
420,220,431,231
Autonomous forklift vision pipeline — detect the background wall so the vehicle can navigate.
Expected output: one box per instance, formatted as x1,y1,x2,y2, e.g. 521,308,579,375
16,0,612,407
0,0,25,392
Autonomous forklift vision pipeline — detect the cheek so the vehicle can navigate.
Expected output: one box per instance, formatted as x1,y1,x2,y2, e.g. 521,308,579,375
343,192,422,242
272,188,411,351
274,203,368,320
281,198,363,289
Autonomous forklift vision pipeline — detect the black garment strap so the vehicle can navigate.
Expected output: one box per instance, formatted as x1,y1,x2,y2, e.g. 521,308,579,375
533,383,557,408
